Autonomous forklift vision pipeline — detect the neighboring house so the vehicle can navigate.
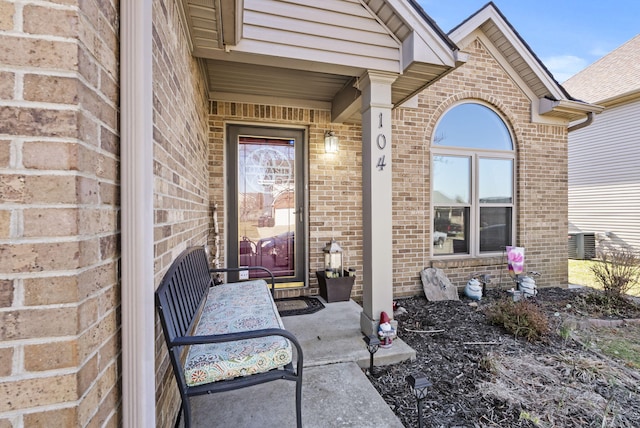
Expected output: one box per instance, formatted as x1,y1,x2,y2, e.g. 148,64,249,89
0,1,598,427
564,35,640,254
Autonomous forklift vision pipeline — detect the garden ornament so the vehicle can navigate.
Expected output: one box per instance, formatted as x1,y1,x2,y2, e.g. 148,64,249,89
464,277,483,300
378,311,395,348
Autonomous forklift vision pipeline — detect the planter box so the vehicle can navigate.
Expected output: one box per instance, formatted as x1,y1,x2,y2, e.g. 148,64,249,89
315,271,355,303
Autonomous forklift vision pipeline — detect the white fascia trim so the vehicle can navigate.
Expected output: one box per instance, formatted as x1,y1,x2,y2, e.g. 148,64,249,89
596,88,640,108
539,98,604,116
383,0,458,69
449,5,566,101
401,32,455,70
121,0,155,427
218,0,244,47
235,0,244,42
176,0,194,52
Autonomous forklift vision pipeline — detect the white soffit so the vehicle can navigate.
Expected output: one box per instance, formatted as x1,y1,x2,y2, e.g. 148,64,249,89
448,3,602,121
448,4,565,101
539,98,604,121
179,0,221,51
207,60,351,103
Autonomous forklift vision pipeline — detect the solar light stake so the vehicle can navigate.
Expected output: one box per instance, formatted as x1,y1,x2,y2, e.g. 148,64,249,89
362,335,380,376
406,373,432,428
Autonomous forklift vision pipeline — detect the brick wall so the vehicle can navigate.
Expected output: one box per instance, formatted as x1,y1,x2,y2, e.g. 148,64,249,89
392,37,568,296
208,103,365,300
151,0,211,426
207,36,569,305
0,0,120,426
1,2,571,428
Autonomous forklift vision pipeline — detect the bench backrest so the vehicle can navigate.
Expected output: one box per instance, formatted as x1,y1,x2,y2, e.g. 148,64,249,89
155,246,212,346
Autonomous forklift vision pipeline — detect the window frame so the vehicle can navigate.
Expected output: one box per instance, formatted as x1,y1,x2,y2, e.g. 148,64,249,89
431,102,516,257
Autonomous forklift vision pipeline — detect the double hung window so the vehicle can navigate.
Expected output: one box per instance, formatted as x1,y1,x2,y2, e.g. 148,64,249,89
432,102,515,256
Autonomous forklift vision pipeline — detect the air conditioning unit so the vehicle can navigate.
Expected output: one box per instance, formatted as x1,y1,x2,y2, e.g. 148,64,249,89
568,232,596,260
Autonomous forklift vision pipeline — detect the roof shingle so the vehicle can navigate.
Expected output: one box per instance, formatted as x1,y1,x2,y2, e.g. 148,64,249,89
562,34,640,103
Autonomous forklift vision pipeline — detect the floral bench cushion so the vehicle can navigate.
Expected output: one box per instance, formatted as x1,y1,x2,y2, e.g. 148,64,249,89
184,280,293,386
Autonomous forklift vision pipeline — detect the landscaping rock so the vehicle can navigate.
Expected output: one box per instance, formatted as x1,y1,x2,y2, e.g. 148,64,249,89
420,267,459,301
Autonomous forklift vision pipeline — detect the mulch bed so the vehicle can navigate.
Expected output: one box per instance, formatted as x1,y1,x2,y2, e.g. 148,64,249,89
368,287,640,427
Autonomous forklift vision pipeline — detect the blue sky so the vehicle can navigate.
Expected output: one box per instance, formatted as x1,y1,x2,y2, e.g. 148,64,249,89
416,1,640,82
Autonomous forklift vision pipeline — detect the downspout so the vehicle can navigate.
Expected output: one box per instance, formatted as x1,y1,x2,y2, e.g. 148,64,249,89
568,112,594,132
121,0,155,427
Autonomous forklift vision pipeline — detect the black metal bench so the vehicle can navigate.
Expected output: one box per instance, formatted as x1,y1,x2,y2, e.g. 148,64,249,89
155,246,303,427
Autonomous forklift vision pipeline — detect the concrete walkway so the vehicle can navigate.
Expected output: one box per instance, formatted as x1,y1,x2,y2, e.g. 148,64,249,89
189,299,414,427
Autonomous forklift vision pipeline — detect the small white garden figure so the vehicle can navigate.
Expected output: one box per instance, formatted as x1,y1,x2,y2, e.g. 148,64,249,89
518,275,538,297
464,277,483,300
464,273,490,301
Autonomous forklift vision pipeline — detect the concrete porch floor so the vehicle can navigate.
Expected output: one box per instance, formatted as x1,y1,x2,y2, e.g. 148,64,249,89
187,299,415,427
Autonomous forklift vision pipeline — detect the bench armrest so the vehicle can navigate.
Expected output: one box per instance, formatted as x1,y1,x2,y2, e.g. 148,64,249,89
209,266,276,296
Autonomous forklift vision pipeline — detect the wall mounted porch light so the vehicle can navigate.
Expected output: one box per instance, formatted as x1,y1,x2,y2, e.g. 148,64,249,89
324,130,339,153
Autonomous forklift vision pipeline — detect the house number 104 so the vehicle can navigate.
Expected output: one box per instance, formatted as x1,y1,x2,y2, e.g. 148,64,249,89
377,112,387,171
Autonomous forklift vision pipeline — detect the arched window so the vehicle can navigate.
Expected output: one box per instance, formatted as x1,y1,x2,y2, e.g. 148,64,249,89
432,102,515,256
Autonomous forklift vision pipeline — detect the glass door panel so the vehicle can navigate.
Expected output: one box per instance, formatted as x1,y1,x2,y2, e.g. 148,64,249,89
227,126,306,287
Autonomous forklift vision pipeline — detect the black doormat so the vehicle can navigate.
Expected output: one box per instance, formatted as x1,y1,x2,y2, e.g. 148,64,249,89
275,296,325,317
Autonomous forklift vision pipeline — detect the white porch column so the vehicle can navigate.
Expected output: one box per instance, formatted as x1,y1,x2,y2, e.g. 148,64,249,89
121,0,155,426
359,71,397,336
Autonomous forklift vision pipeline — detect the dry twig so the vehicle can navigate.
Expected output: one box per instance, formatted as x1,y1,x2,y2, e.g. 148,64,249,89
403,327,445,334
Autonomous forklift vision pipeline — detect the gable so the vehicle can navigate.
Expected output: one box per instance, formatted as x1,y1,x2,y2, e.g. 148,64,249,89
448,3,602,122
237,0,401,73
449,5,563,102
183,0,458,72
184,0,404,73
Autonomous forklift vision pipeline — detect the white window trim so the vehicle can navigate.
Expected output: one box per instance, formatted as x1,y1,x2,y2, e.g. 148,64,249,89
431,102,517,258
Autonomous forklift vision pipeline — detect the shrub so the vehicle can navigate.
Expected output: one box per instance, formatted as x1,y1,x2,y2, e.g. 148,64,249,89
485,299,549,341
590,247,640,298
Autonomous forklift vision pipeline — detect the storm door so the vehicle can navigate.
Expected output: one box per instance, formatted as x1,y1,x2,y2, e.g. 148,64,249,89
226,125,307,287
